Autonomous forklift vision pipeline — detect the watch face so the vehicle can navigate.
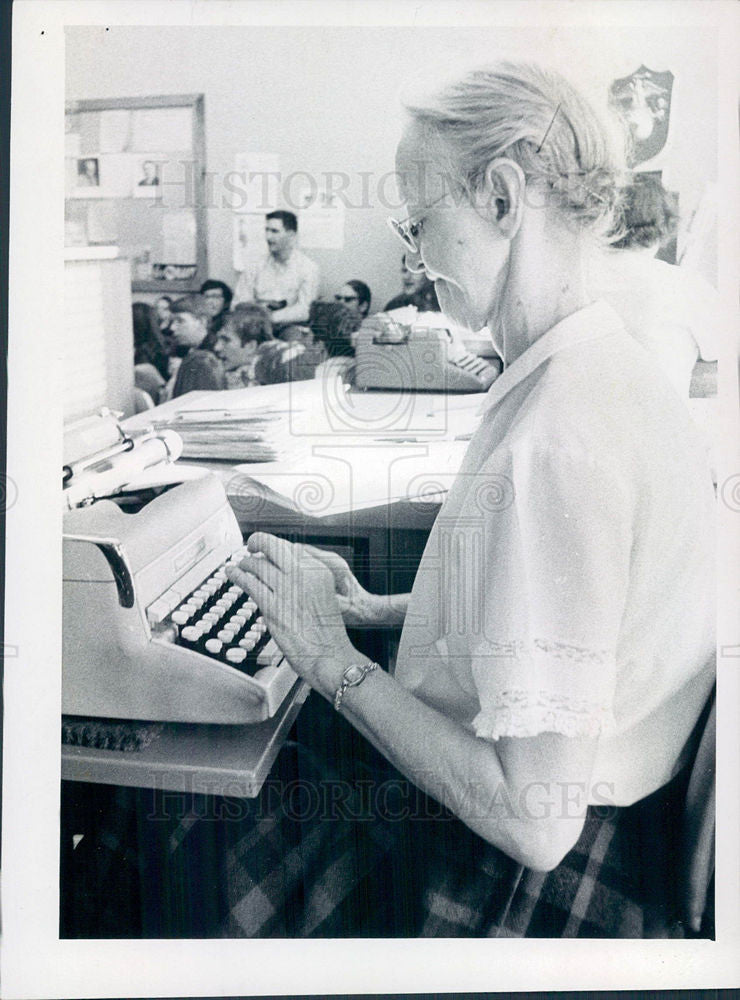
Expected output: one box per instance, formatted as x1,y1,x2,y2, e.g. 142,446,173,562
345,664,365,685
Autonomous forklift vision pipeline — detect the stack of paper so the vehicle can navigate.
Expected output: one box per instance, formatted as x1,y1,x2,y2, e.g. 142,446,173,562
152,409,300,463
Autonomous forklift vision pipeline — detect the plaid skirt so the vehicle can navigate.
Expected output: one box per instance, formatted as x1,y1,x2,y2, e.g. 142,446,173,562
61,697,700,939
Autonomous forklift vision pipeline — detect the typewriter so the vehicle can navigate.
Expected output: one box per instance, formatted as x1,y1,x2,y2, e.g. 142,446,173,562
63,414,296,724
353,309,502,393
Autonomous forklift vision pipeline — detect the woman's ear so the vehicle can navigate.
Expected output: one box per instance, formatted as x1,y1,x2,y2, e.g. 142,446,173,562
478,157,526,237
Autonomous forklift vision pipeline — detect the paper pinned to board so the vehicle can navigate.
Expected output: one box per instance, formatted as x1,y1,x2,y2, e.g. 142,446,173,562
65,131,81,158
298,195,345,249
232,152,281,213
98,109,131,153
233,213,267,272
162,210,196,264
131,107,192,151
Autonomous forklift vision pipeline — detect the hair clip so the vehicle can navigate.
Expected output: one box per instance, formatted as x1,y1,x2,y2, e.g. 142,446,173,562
536,102,561,153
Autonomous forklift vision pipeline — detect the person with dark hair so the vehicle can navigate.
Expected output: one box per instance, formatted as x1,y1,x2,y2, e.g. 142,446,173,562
214,303,274,389
252,302,357,385
252,326,319,385
335,279,371,320
385,255,441,312
131,302,170,404
232,210,319,326
308,300,357,358
610,173,678,252
155,295,173,335
166,294,226,399
132,302,169,380
199,279,234,339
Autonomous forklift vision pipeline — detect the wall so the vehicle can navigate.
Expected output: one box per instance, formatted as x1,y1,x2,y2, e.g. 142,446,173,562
66,24,718,309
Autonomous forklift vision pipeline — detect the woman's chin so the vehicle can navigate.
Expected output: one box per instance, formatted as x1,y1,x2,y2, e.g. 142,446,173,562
435,283,475,329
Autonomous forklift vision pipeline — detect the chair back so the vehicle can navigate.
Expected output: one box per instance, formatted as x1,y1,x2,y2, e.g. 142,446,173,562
680,684,716,934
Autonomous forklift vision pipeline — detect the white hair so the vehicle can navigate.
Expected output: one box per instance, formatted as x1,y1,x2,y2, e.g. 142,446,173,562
403,61,627,239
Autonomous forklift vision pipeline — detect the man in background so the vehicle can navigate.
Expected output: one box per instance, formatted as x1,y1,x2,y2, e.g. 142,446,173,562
165,294,226,399
233,210,320,328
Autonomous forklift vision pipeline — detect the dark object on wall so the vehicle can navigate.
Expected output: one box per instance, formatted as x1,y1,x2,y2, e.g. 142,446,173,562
609,65,674,166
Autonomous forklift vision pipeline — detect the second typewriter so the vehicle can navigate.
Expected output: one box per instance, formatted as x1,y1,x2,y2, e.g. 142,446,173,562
63,474,297,724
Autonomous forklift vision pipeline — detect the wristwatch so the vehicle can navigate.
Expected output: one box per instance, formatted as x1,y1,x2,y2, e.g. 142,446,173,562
333,660,380,712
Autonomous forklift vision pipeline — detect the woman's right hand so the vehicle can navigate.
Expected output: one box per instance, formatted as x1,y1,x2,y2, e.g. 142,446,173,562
299,544,406,627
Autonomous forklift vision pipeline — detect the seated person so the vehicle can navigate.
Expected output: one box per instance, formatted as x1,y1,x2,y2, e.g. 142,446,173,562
335,279,371,321
213,303,274,389
132,302,170,403
232,210,320,328
589,174,719,401
252,302,357,385
155,295,173,336
253,324,323,385
199,279,234,342
384,254,441,312
308,299,357,355
165,294,226,399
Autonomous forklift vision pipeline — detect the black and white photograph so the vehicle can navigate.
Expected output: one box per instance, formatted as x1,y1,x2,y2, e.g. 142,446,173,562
3,1,739,997
137,158,161,187
75,155,99,187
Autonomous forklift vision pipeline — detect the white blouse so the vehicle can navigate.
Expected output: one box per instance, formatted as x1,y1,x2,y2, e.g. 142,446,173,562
394,301,715,805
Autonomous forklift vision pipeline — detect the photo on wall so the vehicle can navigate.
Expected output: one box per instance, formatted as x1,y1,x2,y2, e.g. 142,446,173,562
75,156,99,188
132,154,165,197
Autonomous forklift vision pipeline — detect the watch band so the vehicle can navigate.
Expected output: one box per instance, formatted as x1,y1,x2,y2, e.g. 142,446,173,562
333,660,380,712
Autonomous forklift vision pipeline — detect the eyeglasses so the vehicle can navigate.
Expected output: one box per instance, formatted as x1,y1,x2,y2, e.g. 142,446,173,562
387,192,449,253
335,294,359,304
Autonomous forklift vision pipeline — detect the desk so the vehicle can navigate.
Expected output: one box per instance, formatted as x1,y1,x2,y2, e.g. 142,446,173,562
63,382,484,798
127,381,481,600
62,681,309,798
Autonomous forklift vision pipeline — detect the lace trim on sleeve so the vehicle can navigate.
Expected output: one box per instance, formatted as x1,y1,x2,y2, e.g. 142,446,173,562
532,638,608,665
473,688,616,741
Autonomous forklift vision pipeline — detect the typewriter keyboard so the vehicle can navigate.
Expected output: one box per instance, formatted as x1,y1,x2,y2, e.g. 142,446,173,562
164,551,282,676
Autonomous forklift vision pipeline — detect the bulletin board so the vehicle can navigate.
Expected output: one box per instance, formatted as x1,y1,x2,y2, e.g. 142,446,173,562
64,94,208,293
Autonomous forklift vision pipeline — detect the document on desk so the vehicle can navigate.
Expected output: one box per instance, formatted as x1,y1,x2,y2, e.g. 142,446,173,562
169,381,317,416
152,392,306,461
229,439,470,517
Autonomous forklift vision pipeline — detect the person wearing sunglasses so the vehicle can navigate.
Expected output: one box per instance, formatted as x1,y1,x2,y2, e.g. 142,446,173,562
334,279,371,321
226,62,715,938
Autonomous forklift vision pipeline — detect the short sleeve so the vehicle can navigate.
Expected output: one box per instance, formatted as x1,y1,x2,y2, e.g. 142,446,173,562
470,440,634,741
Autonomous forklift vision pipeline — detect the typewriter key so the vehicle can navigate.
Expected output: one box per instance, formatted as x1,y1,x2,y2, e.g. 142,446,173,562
225,648,247,666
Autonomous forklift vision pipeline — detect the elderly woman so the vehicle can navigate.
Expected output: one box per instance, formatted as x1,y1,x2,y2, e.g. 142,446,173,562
227,63,714,937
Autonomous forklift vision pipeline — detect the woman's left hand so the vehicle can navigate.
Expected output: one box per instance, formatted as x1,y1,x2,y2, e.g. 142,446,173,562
226,531,356,694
